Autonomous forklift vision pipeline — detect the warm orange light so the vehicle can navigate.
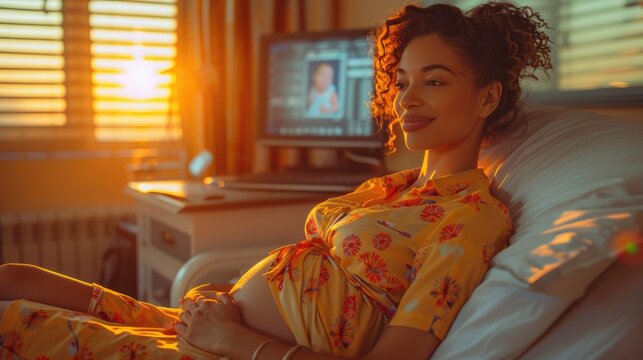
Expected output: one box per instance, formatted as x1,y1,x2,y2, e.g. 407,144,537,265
91,29,170,102
87,1,179,142
608,81,628,88
118,46,165,100
552,210,587,226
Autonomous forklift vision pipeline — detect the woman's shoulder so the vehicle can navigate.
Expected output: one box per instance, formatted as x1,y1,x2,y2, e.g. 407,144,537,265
427,168,512,229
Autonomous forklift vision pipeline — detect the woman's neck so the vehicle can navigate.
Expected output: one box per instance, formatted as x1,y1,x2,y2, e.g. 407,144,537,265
413,136,482,189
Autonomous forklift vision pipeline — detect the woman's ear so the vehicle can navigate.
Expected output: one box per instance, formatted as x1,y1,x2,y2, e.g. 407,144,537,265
478,81,502,118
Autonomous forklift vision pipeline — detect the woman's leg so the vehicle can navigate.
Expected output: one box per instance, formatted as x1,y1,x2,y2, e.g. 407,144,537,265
0,263,92,313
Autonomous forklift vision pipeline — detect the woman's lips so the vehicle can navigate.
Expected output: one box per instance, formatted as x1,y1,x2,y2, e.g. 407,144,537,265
401,115,435,132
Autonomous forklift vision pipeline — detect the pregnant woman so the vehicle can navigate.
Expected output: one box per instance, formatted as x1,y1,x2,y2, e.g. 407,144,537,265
0,1,551,359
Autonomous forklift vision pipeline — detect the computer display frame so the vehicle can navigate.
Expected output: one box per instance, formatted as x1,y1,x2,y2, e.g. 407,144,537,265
256,29,383,149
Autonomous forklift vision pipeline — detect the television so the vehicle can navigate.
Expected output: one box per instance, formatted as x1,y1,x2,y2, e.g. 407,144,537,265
257,29,382,149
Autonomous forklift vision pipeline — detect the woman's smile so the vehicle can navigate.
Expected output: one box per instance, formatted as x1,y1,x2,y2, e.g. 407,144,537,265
401,114,435,132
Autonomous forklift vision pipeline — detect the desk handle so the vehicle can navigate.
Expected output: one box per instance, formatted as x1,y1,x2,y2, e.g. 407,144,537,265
160,230,176,247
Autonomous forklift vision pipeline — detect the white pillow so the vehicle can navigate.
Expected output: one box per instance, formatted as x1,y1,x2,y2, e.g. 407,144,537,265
433,103,643,359
480,104,642,294
520,260,643,359
432,266,573,359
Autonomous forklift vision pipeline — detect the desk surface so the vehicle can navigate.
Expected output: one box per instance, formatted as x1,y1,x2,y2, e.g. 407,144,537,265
126,180,332,213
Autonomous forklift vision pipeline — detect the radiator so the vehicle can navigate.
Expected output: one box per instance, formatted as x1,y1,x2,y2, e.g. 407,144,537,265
0,207,136,283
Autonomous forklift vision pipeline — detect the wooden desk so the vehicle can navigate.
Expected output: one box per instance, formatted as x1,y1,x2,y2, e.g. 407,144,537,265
126,180,330,306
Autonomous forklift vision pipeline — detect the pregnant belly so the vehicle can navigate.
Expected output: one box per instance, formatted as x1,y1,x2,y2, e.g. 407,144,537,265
229,251,297,345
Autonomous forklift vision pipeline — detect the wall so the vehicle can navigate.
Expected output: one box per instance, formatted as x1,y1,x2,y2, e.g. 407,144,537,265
0,146,187,213
337,0,407,29
0,156,134,213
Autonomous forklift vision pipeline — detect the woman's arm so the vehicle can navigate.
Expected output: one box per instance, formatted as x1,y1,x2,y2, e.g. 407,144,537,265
176,293,440,359
219,322,440,360
0,263,93,313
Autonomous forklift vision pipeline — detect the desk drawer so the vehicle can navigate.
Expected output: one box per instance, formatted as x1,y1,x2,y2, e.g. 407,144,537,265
150,269,172,307
150,218,191,262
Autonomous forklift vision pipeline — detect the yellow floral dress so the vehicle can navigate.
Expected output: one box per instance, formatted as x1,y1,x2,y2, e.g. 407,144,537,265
0,167,512,359
255,167,513,356
0,285,218,359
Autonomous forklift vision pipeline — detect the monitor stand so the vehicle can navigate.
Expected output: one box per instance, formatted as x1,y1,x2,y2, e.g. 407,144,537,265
282,147,384,176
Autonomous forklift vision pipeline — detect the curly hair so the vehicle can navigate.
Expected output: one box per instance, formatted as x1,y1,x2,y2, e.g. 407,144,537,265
369,1,553,153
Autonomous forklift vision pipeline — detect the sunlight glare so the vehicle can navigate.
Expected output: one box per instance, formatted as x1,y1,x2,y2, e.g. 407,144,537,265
117,42,164,100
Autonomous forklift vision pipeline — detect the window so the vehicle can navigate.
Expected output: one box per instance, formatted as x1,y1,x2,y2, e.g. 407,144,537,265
0,0,180,146
431,0,643,105
0,0,66,127
90,0,180,142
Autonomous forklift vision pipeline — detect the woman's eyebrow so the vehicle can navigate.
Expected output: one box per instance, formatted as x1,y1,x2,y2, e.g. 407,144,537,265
396,64,456,75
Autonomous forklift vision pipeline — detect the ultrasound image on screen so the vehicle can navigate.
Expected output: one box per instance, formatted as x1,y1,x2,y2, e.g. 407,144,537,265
265,35,374,139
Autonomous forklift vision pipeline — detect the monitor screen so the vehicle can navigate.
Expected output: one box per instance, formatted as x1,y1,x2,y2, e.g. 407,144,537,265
257,30,382,148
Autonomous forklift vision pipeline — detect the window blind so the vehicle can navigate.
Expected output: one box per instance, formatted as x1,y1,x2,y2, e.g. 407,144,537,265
558,0,642,90
0,0,66,127
0,0,180,144
437,0,643,94
89,0,180,142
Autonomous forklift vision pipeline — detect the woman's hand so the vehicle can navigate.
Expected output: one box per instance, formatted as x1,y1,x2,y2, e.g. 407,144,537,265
173,291,243,354
180,283,233,308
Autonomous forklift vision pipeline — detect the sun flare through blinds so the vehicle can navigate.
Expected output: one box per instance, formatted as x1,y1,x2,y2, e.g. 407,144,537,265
89,0,180,142
0,0,66,126
448,0,643,91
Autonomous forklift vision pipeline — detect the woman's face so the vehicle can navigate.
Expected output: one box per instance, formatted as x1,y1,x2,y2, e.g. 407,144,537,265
393,33,489,152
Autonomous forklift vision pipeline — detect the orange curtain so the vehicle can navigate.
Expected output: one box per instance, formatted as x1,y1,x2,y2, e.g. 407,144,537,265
176,0,336,176
175,0,224,175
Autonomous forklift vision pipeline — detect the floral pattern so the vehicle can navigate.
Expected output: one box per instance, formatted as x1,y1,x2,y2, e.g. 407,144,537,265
343,295,357,320
96,311,125,324
0,331,23,358
329,318,355,350
21,308,49,330
342,234,362,256
439,223,464,242
430,275,462,309
459,192,488,211
380,176,404,200
119,342,148,360
301,278,320,304
274,262,301,291
420,204,445,223
319,265,330,286
373,301,397,320
445,182,468,195
383,274,406,293
390,197,424,208
372,232,392,250
305,218,319,238
358,252,388,284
